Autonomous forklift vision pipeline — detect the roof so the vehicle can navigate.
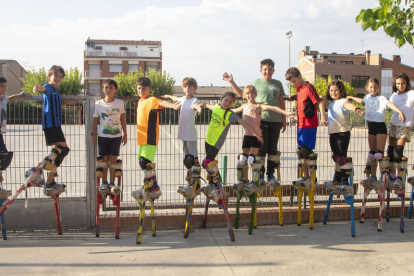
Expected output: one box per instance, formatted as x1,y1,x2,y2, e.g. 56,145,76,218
382,58,414,70
85,39,162,46
173,86,241,97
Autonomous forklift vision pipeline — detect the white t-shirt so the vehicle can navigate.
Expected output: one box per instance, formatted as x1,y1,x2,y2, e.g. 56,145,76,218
363,94,389,122
177,96,198,141
389,90,414,127
0,95,8,134
93,98,125,138
328,98,350,134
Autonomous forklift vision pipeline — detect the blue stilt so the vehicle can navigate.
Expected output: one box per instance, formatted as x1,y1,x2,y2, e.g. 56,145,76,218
0,199,6,240
408,187,414,219
323,193,334,225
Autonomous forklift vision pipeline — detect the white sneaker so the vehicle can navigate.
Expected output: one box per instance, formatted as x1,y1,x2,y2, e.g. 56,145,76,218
232,179,248,192
300,178,312,193
292,177,305,189
324,180,340,191
201,183,215,197
245,182,260,196
361,177,377,189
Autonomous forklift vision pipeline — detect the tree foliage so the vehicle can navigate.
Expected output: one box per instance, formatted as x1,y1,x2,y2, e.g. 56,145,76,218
313,75,357,97
114,68,176,97
356,0,414,48
21,67,84,95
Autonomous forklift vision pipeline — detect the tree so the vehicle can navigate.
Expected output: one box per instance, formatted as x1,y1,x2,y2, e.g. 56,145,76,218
356,0,414,48
313,76,357,98
21,67,84,95
115,68,176,97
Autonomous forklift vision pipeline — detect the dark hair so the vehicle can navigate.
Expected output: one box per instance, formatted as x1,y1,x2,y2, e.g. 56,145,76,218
182,77,197,88
285,67,301,80
221,92,237,126
0,77,6,84
365,78,380,95
103,79,118,89
326,80,347,101
48,65,65,78
392,72,411,93
137,77,151,88
260,59,275,69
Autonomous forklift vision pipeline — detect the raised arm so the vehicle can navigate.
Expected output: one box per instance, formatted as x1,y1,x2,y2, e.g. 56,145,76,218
260,104,297,120
192,102,204,115
343,101,365,116
205,103,215,111
33,82,46,93
222,72,243,97
387,102,406,123
346,96,364,105
8,92,32,102
237,118,263,142
159,100,182,110
163,94,179,102
231,104,245,114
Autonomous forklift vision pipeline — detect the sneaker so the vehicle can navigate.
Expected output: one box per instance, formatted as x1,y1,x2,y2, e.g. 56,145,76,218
392,177,404,191
267,175,280,189
0,188,12,199
109,182,121,196
208,187,223,203
132,188,149,203
177,184,201,200
147,186,162,199
341,183,354,195
300,178,312,193
407,176,414,186
292,177,305,189
99,181,109,196
245,181,260,196
46,181,66,197
361,177,377,189
232,179,248,192
201,183,215,197
324,180,340,191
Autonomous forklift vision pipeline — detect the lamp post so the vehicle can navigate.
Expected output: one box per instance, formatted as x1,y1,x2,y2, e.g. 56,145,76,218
286,31,293,95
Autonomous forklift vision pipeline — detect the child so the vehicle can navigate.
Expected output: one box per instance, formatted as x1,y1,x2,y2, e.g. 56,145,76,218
0,77,32,198
386,73,414,190
201,92,263,202
231,85,296,192
285,67,328,191
92,79,127,196
163,77,203,188
132,77,181,199
321,80,364,193
223,59,286,184
347,78,405,187
33,66,75,195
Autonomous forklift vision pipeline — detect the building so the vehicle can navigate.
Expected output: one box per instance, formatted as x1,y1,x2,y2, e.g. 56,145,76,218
0,60,27,96
296,47,414,98
84,38,162,93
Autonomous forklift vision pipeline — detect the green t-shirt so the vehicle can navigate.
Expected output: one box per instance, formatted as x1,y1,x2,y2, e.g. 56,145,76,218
252,78,285,122
206,104,240,149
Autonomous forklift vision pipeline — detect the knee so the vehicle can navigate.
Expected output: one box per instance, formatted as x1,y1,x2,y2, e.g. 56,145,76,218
368,150,376,161
387,146,395,162
374,150,384,161
296,146,303,160
238,153,248,166
300,146,313,159
248,154,256,165
394,145,404,163
139,156,152,170
183,155,195,169
0,152,13,170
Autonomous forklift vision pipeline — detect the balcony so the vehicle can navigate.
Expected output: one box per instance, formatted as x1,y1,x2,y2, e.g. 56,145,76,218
86,50,160,58
85,70,102,78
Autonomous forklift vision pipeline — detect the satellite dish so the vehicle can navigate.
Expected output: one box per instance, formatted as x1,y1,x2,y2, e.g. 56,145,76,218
90,42,95,47
86,41,91,47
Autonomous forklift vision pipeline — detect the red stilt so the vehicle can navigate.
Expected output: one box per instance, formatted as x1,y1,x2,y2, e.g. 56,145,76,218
53,195,62,235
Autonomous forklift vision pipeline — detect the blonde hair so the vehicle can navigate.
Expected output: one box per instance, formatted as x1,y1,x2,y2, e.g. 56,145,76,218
243,85,257,99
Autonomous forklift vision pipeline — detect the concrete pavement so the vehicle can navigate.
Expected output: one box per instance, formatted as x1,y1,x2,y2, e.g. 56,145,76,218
1,219,414,276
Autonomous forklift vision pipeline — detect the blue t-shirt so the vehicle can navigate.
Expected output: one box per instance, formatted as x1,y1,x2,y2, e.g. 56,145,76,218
42,83,62,129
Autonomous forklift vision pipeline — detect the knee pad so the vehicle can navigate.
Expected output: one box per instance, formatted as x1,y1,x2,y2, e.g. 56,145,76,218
301,146,313,159
387,146,395,162
394,145,404,163
331,154,337,163
368,150,376,161
248,154,256,165
296,146,304,160
0,152,13,170
110,159,123,177
238,153,248,166
54,145,70,167
268,153,280,163
335,155,346,166
96,156,109,178
139,156,152,170
374,150,384,161
203,159,220,183
183,155,195,169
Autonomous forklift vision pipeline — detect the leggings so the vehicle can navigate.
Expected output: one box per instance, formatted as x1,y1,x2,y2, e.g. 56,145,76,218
329,131,350,157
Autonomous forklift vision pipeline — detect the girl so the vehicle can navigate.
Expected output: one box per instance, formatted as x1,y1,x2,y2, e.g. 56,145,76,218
347,78,405,187
201,92,263,201
386,73,414,190
322,80,364,194
231,85,296,192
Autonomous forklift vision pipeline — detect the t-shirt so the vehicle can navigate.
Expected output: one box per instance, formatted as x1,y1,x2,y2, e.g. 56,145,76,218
206,104,240,150
137,97,163,146
42,83,62,129
177,96,198,141
93,98,125,138
296,81,321,129
363,94,389,122
252,78,285,123
242,104,262,137
328,99,350,134
389,90,414,127
0,95,8,134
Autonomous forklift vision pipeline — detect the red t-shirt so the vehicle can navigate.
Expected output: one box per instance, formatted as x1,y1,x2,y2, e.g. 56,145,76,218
296,82,321,129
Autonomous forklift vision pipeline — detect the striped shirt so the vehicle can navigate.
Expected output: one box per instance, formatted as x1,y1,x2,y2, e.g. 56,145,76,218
42,83,62,129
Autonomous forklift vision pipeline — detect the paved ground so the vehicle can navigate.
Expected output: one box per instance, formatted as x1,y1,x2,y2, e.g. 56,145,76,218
1,218,414,276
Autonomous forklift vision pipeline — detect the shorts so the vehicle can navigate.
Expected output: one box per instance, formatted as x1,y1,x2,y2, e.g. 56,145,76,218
43,127,66,146
367,121,387,135
0,134,8,153
138,144,158,162
389,123,411,142
242,135,261,148
297,127,317,150
182,140,198,156
98,136,122,156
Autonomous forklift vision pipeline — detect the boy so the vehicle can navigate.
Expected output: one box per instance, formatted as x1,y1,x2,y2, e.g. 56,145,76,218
33,65,75,195
285,67,327,190
132,77,181,200
92,79,127,196
223,59,286,185
0,77,31,199
164,77,203,194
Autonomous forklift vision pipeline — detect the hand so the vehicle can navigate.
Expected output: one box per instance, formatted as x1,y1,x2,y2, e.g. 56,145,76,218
173,102,182,110
346,96,352,100
281,120,286,133
122,135,127,146
400,112,406,123
92,135,97,146
287,112,297,121
33,82,40,93
320,118,328,126
356,109,365,116
197,107,202,116
256,134,263,143
222,72,233,83
163,95,171,99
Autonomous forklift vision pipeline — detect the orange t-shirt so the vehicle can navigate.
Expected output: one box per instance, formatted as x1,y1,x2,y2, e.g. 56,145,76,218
137,97,163,146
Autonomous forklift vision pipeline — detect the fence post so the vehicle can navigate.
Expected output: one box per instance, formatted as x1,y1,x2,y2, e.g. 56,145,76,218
221,155,228,185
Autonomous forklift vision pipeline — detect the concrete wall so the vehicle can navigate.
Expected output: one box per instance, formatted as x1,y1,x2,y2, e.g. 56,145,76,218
0,60,27,96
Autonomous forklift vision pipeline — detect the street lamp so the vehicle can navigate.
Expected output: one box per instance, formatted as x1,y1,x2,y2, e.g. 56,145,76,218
286,31,293,95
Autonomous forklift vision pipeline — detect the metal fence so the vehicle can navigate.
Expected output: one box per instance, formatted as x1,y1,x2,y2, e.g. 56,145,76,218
3,94,413,213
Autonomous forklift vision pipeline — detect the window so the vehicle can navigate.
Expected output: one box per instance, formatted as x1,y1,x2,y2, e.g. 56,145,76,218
129,64,139,72
146,65,158,72
321,75,329,81
335,75,341,80
340,61,353,65
352,76,370,88
361,62,365,65
109,64,122,73
95,46,102,50
120,47,128,50
327,60,335,64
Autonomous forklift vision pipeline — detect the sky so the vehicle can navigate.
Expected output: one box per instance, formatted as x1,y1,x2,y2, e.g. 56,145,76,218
1,0,414,92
